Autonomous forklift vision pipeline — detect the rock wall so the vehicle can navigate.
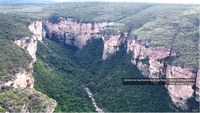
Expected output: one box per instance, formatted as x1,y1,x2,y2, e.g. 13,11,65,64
43,17,129,60
102,33,127,59
43,17,113,49
166,65,197,109
10,21,43,89
2,21,56,113
126,36,199,110
127,36,174,78
14,21,43,62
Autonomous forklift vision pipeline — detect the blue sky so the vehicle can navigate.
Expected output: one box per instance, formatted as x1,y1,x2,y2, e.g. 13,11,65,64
53,0,200,4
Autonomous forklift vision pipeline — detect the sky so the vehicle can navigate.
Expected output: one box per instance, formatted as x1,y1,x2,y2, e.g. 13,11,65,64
53,0,200,4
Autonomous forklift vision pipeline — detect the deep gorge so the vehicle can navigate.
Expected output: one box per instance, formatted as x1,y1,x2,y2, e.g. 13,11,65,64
0,3,199,112
32,17,199,111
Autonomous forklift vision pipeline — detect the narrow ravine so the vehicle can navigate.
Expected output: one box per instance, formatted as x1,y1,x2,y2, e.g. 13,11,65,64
85,87,104,113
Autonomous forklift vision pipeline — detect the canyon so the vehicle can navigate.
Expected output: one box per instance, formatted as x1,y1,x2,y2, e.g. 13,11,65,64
0,2,198,112
1,16,198,112
42,17,199,111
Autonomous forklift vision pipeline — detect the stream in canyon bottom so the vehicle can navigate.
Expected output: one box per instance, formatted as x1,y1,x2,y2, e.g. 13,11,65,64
85,87,104,113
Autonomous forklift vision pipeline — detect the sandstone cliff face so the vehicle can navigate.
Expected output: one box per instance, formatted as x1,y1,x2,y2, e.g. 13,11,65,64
9,21,43,89
14,21,43,62
43,17,127,60
43,17,113,49
102,33,127,59
126,36,199,110
127,36,174,78
1,21,56,113
166,65,197,109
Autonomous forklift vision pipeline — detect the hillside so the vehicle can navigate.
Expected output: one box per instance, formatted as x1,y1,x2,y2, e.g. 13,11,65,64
0,2,199,112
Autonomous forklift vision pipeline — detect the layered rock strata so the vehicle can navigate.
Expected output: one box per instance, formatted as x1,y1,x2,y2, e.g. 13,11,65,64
43,17,113,49
126,36,199,110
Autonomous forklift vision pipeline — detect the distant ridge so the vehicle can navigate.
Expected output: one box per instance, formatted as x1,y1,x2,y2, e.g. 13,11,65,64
0,0,56,3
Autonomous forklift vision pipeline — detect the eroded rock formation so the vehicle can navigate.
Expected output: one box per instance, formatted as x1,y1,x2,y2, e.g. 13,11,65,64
102,33,127,59
14,21,43,62
166,65,197,109
43,17,113,49
1,21,56,113
126,36,199,110
6,21,43,89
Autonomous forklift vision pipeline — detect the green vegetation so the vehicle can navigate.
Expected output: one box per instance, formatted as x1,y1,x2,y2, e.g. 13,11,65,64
34,38,95,112
45,2,152,23
133,7,199,66
0,88,55,112
73,38,177,112
0,106,6,112
0,13,32,40
0,2,199,112
42,3,199,66
0,12,53,112
34,38,179,112
0,13,34,80
0,39,32,80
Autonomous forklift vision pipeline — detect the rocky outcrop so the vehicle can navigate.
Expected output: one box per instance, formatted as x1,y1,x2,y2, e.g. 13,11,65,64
4,69,34,89
102,33,127,59
43,17,113,49
4,21,43,89
166,65,197,109
43,17,128,60
127,36,175,78
101,33,199,110
14,21,43,62
126,36,199,110
1,21,56,113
